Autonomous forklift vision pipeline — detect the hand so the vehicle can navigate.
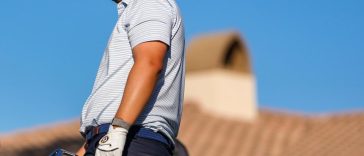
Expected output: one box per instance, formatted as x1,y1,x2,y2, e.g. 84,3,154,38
75,142,86,156
95,125,128,156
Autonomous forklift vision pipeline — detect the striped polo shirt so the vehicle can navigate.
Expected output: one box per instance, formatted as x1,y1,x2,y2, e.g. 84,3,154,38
79,0,185,144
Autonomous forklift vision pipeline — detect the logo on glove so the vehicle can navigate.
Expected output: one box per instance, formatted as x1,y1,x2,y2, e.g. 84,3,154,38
100,135,109,143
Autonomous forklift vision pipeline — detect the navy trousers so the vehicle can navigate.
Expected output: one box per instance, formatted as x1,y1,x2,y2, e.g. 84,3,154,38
84,127,173,156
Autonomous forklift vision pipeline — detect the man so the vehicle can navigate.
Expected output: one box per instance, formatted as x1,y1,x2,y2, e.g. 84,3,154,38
75,0,185,155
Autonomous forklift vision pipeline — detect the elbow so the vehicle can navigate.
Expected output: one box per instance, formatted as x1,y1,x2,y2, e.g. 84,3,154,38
149,61,164,73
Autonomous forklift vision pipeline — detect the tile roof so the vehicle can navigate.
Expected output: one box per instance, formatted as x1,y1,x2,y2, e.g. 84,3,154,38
178,104,312,156
281,112,364,156
0,120,83,156
177,103,364,156
0,103,363,156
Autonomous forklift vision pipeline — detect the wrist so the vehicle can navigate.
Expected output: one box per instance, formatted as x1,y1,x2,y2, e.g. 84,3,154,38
111,117,130,130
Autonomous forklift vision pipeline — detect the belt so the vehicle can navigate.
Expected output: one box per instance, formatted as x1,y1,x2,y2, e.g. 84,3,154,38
130,125,174,150
84,123,174,150
85,123,110,141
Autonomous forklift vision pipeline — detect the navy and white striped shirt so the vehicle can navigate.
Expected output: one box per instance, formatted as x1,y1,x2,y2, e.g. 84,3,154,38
80,0,185,144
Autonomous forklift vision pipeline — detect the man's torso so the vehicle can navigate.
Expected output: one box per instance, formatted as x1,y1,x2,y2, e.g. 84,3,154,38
80,0,185,144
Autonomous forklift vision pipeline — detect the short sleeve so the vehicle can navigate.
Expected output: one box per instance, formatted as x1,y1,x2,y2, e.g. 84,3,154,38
126,0,173,49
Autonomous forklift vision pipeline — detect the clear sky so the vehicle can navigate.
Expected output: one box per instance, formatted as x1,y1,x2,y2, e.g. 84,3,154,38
0,0,363,133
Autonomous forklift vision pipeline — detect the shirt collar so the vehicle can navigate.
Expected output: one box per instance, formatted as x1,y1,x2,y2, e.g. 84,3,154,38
117,0,132,11
117,0,131,15
122,0,133,5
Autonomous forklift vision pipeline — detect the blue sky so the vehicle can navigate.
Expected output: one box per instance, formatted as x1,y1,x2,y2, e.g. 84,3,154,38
0,0,363,133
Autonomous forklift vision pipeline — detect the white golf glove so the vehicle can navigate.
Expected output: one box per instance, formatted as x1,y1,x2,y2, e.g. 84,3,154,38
95,125,128,156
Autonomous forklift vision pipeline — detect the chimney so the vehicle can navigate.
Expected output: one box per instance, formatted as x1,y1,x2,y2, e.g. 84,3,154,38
184,31,257,121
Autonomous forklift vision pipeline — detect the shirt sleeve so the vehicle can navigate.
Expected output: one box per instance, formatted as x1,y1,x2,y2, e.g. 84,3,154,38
126,0,173,49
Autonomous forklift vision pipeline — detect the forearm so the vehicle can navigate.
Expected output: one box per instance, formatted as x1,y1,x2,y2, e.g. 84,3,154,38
114,61,162,125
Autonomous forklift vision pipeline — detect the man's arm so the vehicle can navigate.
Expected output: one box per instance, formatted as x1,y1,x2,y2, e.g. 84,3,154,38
81,40,167,156
113,41,168,126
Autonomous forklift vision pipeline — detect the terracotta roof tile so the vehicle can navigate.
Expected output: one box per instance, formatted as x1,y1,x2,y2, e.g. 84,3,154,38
0,120,83,156
177,103,364,156
281,112,364,156
0,104,363,156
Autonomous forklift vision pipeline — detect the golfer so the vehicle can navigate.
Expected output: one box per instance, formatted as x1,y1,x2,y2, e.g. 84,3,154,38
75,0,185,155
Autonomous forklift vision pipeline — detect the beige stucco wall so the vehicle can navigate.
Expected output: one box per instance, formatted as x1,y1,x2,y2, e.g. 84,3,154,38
184,69,257,121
